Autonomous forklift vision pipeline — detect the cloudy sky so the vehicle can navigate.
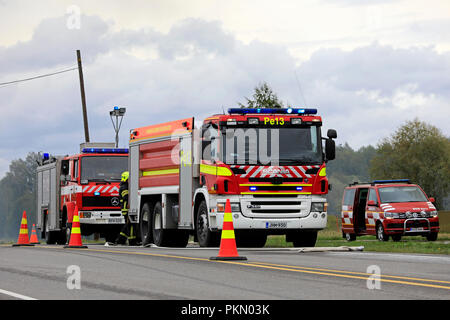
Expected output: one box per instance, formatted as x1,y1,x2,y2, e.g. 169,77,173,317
0,0,449,178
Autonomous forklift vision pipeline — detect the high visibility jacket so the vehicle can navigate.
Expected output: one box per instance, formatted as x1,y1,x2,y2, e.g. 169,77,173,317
119,180,129,215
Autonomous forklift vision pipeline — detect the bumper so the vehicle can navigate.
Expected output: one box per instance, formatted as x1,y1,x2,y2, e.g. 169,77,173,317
384,217,439,235
209,194,328,232
79,211,125,225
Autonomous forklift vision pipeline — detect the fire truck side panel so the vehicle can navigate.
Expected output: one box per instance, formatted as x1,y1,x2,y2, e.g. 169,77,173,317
179,133,194,228
128,144,140,221
36,160,61,232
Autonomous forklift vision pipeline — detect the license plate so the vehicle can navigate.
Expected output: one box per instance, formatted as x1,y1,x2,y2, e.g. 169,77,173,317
409,227,424,232
266,221,287,228
96,219,107,223
108,218,123,223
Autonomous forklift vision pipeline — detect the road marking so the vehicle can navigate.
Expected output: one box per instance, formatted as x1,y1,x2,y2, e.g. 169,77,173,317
0,288,37,300
34,246,450,290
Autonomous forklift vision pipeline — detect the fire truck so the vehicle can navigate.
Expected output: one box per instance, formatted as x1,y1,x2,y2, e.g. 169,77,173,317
36,143,129,244
127,108,337,248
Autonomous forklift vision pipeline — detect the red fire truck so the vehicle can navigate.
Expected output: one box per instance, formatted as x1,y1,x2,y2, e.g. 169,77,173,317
127,108,337,248
36,143,129,244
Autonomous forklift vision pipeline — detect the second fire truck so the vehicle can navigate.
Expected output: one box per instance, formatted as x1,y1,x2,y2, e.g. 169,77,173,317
36,143,129,244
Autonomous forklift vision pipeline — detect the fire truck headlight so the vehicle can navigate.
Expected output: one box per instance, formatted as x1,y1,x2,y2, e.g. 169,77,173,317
311,202,324,212
430,210,438,217
216,202,241,212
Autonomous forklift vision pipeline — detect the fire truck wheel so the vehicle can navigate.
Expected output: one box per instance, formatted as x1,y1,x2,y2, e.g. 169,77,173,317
292,231,317,247
140,202,154,245
196,200,220,247
152,202,171,247
44,215,57,245
376,223,389,242
426,232,438,241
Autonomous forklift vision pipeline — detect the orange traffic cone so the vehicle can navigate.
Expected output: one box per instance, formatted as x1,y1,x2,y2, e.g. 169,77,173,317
210,199,247,261
64,206,87,249
29,224,40,244
12,211,34,247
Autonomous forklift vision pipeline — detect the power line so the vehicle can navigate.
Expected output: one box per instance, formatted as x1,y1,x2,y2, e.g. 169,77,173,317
0,66,78,88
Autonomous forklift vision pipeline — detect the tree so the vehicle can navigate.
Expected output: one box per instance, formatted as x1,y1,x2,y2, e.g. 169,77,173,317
238,82,284,108
0,152,40,240
369,119,450,209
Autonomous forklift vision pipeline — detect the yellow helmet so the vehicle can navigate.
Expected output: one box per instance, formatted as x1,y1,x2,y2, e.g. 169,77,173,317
121,171,129,182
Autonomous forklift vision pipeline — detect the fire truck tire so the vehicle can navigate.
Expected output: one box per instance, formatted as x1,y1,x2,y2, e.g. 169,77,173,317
376,223,389,241
291,230,317,247
426,232,438,241
152,201,172,247
196,200,220,247
140,202,154,245
44,215,57,245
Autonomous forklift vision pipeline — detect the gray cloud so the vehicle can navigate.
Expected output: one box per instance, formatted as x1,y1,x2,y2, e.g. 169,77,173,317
0,14,449,179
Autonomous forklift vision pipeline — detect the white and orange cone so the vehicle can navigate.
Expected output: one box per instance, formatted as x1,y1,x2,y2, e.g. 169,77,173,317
12,211,34,247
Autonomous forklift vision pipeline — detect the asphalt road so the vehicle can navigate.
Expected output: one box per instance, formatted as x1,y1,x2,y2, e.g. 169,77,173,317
0,243,449,300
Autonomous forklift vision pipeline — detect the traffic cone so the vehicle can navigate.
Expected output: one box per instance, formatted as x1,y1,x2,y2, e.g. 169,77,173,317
29,224,40,244
12,211,34,247
64,206,87,249
210,199,247,261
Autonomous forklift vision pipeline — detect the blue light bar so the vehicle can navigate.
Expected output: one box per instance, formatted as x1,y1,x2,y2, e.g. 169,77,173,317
228,108,317,115
82,148,129,154
249,186,257,191
43,153,49,161
373,179,410,184
296,186,303,191
94,191,101,196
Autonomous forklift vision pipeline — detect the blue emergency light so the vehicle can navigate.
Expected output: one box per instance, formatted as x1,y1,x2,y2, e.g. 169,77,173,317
228,108,317,115
373,179,410,184
82,148,129,154
42,153,50,161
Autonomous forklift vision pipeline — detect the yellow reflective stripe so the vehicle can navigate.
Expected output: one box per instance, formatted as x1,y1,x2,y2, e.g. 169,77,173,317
142,168,179,176
21,218,27,224
223,212,234,222
73,214,80,223
221,229,235,239
121,190,129,196
319,167,326,177
200,164,232,176
71,227,81,234
19,229,28,234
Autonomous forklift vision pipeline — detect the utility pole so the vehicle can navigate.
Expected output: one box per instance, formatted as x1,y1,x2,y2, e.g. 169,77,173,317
77,50,90,143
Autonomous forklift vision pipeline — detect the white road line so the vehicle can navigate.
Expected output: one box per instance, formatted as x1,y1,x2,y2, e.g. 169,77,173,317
0,288,37,300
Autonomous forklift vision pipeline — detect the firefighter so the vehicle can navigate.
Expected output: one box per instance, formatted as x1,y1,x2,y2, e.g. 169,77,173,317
114,171,137,246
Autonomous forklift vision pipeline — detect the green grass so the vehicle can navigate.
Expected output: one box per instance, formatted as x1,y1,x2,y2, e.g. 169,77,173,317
266,211,450,255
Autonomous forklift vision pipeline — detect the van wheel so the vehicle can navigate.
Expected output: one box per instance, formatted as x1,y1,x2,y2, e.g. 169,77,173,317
377,223,389,241
140,202,154,245
345,233,356,241
426,233,438,241
196,200,220,247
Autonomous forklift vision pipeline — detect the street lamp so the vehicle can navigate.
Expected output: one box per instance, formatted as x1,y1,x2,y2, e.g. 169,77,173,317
110,106,126,148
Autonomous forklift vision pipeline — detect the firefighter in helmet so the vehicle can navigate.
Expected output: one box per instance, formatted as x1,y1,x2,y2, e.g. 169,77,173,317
114,171,137,245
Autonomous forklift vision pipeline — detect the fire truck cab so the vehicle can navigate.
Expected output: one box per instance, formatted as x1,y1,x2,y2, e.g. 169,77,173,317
128,108,337,248
36,143,129,244
341,179,439,242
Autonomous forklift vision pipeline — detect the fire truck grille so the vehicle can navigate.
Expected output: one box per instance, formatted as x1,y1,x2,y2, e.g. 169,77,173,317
241,198,307,218
82,196,120,208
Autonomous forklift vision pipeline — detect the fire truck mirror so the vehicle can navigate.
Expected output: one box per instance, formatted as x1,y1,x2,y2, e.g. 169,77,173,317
327,129,337,139
325,139,336,161
61,160,70,176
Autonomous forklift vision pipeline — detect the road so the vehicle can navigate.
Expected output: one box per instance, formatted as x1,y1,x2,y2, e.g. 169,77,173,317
0,243,449,301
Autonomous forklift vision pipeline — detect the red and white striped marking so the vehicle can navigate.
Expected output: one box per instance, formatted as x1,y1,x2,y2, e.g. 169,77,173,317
230,165,320,179
82,185,119,194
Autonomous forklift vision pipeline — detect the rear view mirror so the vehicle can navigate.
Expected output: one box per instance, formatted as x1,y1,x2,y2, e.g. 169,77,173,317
367,200,377,206
61,160,70,176
327,129,337,139
325,139,335,161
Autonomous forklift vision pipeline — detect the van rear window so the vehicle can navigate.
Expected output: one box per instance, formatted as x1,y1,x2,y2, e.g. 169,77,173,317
343,189,356,205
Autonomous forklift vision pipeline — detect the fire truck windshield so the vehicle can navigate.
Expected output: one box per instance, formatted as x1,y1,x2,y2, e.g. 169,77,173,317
80,156,128,182
378,186,428,203
220,126,322,165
